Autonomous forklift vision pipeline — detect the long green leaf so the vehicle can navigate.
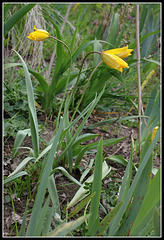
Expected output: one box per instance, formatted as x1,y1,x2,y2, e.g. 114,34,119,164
130,167,161,236
118,137,133,203
108,13,119,47
4,171,28,185
87,137,103,236
26,117,63,236
47,175,61,216
108,128,160,236
51,166,82,187
7,156,35,178
68,193,96,219
12,129,31,158
97,201,123,236
66,161,111,210
4,3,36,37
63,97,73,172
58,86,105,162
129,30,160,49
18,198,29,236
48,214,90,236
13,50,39,157
35,196,51,236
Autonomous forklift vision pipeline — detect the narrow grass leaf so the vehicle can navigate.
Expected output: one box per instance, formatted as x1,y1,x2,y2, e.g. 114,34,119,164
4,4,36,37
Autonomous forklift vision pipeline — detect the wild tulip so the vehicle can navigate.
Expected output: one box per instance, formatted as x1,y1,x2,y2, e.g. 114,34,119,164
100,45,133,72
27,25,50,41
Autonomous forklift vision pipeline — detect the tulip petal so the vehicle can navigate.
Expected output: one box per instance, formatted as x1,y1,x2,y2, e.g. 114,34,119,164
101,45,133,72
104,46,133,58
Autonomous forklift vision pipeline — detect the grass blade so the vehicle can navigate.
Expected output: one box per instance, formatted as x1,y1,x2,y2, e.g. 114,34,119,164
86,137,103,236
4,4,36,37
12,49,39,157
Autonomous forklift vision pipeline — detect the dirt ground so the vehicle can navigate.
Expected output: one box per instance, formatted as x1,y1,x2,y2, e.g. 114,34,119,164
3,111,161,236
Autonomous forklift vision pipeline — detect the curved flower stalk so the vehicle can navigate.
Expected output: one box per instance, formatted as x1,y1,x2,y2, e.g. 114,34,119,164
100,45,133,72
27,25,72,129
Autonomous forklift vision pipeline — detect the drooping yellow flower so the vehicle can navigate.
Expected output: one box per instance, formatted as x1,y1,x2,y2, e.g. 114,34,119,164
151,126,159,142
27,25,50,41
101,45,133,72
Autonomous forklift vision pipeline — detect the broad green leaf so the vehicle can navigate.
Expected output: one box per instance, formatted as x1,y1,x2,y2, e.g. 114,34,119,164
72,133,99,150
28,68,49,93
108,155,137,171
114,133,153,236
4,4,36,37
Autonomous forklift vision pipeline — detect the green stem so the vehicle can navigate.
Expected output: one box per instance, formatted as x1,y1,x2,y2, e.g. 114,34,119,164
70,60,103,122
49,36,72,130
69,51,101,110
135,5,142,158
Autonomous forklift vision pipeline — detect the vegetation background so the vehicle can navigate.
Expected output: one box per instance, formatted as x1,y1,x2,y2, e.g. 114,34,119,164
3,3,161,237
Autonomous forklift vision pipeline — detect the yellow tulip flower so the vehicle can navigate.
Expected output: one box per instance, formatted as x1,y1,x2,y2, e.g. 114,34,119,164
101,45,133,72
151,126,159,142
27,25,50,41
